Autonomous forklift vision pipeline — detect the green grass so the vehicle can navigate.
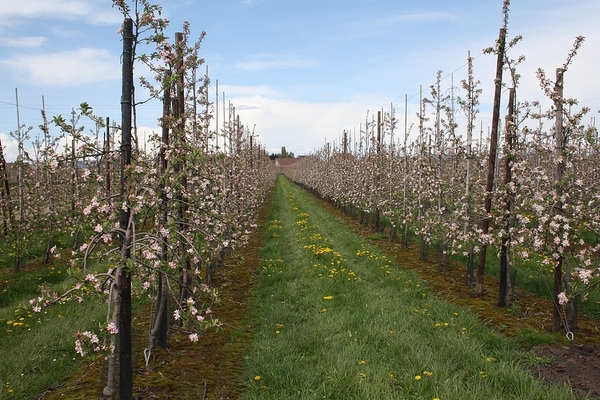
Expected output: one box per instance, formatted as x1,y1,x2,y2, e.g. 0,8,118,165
471,249,600,320
0,272,107,400
0,230,75,271
241,175,577,399
0,264,70,308
0,235,114,400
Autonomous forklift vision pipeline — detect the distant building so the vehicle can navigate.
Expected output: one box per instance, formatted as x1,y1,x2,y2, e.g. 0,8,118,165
273,157,301,167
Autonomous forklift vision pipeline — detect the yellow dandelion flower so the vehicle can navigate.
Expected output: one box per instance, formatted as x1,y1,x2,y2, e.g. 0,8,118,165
358,360,366,365
254,375,261,381
359,372,366,378
323,296,333,300
415,375,422,381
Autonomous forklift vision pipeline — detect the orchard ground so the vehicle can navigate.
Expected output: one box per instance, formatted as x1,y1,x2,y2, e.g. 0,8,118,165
37,181,600,399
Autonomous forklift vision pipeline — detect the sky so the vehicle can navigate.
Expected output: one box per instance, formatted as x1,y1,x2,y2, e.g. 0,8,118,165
0,0,599,161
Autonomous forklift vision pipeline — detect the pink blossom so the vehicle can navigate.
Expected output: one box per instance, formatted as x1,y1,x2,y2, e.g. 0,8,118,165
557,292,569,305
106,322,119,334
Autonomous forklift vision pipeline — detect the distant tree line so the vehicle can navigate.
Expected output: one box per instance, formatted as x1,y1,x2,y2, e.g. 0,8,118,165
269,146,295,160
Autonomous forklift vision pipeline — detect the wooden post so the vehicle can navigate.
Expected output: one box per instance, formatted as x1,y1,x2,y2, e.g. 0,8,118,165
174,32,191,305
105,117,111,195
552,68,565,332
374,111,381,233
0,133,12,237
154,70,172,349
475,27,506,297
498,87,515,307
14,88,24,272
118,17,133,400
465,51,475,287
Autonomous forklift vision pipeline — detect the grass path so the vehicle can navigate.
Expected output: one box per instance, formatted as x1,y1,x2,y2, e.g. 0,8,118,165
241,175,576,399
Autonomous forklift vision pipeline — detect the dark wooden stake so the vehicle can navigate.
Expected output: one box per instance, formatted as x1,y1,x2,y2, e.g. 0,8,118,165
499,87,515,307
475,27,506,297
552,68,565,332
119,17,133,400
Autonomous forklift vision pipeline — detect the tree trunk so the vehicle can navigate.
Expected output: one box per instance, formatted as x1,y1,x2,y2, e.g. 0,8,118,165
499,88,515,307
174,32,192,306
475,27,506,297
151,70,172,351
552,68,566,332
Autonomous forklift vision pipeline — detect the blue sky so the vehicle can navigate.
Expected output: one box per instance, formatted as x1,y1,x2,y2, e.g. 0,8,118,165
1,0,599,161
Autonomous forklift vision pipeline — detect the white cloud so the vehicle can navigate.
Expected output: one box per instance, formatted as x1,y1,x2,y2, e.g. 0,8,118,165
1,48,121,86
220,84,282,98
235,53,318,71
0,132,19,162
0,0,121,26
0,36,47,48
212,87,392,156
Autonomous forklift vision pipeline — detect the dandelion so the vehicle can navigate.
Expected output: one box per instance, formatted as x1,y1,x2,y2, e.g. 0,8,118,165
323,295,333,300
254,375,261,381
358,360,366,365
415,375,422,381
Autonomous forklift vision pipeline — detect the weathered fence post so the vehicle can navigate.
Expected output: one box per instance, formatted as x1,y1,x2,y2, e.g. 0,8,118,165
475,27,506,297
118,17,134,400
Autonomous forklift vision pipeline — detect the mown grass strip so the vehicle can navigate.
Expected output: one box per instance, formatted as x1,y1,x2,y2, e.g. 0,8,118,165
242,175,576,399
0,267,107,400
